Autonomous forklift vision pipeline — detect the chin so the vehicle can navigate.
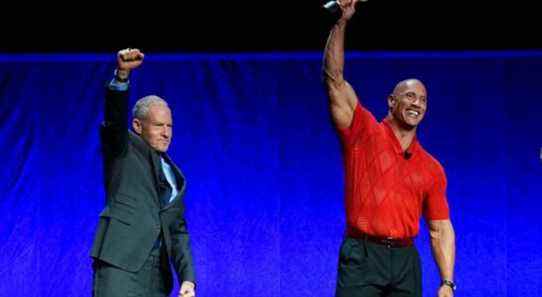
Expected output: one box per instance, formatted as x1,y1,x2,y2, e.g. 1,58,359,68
152,145,168,153
407,120,420,127
402,116,423,128
400,119,419,130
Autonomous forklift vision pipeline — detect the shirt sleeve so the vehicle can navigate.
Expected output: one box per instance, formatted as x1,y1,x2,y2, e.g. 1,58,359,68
423,163,450,220
336,101,379,145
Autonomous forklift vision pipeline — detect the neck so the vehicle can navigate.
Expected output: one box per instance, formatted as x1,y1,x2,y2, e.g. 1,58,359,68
386,115,417,151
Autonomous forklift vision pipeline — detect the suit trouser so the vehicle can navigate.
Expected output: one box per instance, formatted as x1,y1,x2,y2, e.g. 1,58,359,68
92,246,173,297
335,237,422,297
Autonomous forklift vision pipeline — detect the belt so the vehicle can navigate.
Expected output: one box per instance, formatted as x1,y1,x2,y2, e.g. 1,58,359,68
347,228,413,248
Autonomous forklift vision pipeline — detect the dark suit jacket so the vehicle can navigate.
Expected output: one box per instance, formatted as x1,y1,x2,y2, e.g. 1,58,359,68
90,86,195,283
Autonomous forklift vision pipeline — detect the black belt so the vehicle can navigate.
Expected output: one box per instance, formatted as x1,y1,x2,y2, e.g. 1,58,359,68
347,228,413,248
362,234,413,248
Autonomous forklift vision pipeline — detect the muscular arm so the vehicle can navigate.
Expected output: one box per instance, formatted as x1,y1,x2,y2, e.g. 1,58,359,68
428,219,456,286
322,3,359,129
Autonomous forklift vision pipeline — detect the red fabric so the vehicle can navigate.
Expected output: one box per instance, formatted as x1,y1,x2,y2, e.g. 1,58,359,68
338,101,450,238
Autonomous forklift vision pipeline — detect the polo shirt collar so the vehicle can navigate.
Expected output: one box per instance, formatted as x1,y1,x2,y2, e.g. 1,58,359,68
382,117,420,157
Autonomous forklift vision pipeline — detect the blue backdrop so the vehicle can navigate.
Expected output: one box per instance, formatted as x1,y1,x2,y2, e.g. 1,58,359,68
0,51,541,297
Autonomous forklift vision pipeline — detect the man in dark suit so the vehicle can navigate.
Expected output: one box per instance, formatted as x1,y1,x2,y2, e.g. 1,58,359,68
91,48,196,297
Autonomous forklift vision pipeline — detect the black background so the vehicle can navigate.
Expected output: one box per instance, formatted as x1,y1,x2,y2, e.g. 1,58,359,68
0,1,538,52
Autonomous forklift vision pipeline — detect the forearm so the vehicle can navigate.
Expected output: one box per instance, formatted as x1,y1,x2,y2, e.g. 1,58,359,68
104,84,129,129
323,20,348,86
172,219,195,283
430,220,456,281
101,74,130,158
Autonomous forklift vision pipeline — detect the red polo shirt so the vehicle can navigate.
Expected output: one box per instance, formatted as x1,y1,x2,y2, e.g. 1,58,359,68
338,101,450,238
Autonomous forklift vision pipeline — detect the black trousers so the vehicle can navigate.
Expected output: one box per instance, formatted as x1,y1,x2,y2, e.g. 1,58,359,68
92,247,173,297
335,237,422,297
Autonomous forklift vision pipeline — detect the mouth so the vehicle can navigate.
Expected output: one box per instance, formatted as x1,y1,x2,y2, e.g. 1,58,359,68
405,109,421,119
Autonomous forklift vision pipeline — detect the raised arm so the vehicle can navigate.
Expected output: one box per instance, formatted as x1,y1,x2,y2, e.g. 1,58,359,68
322,0,360,129
101,48,145,159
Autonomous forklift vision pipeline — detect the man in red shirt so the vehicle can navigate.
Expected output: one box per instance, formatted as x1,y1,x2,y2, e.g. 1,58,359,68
323,1,456,297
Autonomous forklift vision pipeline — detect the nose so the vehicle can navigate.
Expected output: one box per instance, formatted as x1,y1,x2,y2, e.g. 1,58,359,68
411,96,424,108
161,127,171,139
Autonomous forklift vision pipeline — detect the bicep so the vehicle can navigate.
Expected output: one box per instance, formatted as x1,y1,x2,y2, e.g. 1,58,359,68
327,80,359,129
423,168,450,220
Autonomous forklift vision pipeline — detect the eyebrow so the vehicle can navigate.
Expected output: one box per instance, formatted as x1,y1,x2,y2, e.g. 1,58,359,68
151,121,173,126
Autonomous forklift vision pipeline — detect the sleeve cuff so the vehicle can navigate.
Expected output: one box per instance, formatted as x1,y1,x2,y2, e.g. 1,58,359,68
108,78,129,92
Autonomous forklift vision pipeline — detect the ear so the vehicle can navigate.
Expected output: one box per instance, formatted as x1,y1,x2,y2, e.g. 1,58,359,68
132,118,143,134
387,94,396,110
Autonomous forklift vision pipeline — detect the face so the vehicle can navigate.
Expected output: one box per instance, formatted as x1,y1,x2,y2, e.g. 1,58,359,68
132,104,173,153
388,80,427,129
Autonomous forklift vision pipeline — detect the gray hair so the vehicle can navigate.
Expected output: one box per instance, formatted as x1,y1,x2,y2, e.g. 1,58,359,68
132,95,169,120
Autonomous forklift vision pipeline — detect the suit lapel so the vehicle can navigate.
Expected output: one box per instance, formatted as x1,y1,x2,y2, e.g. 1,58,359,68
128,130,164,207
161,153,186,203
127,130,186,209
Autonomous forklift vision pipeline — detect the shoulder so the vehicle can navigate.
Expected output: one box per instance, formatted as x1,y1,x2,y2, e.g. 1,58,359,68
418,146,446,177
